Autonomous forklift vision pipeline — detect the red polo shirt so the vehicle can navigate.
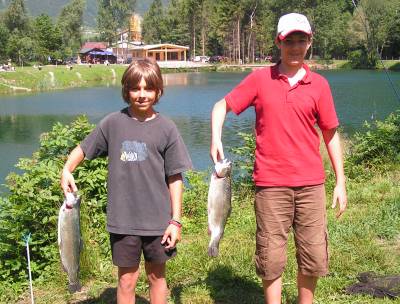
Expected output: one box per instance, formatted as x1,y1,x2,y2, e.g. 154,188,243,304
225,64,339,187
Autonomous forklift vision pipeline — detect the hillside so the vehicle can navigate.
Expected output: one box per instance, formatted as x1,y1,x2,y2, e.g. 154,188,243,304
0,0,169,27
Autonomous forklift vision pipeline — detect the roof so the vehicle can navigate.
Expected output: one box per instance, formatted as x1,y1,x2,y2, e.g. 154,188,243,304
131,43,189,50
79,47,106,55
81,42,108,50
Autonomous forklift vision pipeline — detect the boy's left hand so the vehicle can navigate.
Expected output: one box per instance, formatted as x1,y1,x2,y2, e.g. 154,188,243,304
332,183,347,218
162,224,181,250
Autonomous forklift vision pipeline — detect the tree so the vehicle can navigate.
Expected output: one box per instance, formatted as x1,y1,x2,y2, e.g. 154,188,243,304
3,0,29,33
142,0,165,44
0,23,10,60
162,0,190,46
57,0,85,53
32,14,63,63
311,1,351,59
6,34,34,65
97,0,136,44
350,0,400,65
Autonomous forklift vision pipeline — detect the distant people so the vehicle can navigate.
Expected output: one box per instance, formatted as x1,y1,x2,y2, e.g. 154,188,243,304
60,58,192,304
210,13,347,304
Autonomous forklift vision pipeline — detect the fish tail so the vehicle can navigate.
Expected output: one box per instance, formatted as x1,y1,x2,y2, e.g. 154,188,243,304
68,282,81,293
208,245,219,257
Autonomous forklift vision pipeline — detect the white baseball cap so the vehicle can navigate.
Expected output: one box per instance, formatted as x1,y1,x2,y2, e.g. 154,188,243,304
277,13,312,40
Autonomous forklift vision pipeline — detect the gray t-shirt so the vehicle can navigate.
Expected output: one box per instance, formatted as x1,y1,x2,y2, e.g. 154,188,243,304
80,108,192,235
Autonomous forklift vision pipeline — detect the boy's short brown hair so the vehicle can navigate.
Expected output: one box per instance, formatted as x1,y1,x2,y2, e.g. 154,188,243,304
121,58,164,104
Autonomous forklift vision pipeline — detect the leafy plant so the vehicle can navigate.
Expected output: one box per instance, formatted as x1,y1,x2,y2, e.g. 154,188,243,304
348,48,378,69
230,132,255,188
346,110,400,179
0,116,110,288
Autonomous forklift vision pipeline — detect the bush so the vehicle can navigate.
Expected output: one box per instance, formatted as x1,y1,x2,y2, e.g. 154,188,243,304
346,110,400,179
0,116,109,288
348,49,378,69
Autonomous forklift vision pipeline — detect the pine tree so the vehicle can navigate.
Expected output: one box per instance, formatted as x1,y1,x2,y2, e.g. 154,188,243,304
57,0,85,54
3,0,29,33
97,0,136,44
142,0,164,44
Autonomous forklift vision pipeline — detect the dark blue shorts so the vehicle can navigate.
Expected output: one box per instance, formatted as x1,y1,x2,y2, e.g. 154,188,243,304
109,234,177,267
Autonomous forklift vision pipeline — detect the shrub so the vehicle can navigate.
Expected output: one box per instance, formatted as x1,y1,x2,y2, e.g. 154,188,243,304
348,49,378,69
346,110,400,179
0,116,109,287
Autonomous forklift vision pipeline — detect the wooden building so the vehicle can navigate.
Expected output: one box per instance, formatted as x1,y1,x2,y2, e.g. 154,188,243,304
131,44,189,61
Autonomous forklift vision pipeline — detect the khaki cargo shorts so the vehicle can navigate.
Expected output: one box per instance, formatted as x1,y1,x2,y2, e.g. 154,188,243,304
254,184,329,280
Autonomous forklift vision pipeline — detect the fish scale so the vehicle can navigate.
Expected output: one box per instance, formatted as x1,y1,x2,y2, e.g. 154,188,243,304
207,159,232,257
58,192,82,293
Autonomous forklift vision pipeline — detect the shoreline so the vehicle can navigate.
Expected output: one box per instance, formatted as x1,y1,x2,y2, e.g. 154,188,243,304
0,60,399,95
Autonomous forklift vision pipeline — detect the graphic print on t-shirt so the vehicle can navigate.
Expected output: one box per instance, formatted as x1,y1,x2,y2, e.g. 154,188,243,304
120,140,148,162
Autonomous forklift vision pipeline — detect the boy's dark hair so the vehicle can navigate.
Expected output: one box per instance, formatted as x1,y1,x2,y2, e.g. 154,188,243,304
121,58,164,104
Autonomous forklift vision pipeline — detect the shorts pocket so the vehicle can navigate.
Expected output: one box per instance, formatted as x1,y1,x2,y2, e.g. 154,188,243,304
255,234,287,280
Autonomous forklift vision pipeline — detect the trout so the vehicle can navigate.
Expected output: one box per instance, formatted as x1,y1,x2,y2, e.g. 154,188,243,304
58,192,82,293
207,159,232,257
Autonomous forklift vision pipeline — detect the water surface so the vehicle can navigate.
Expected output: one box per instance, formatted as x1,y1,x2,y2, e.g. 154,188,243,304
0,70,399,189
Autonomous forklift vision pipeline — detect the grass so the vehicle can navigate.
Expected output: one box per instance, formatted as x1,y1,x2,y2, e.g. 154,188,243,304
0,65,218,95
0,65,128,94
6,161,400,304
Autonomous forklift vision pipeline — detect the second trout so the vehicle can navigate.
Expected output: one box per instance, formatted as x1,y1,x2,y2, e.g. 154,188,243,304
207,159,232,257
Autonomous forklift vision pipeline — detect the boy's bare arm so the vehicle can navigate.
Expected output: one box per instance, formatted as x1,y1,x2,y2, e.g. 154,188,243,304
162,173,183,249
210,98,231,164
60,145,85,196
322,128,347,218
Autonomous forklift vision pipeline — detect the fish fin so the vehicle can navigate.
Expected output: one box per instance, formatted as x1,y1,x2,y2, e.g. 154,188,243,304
68,282,81,293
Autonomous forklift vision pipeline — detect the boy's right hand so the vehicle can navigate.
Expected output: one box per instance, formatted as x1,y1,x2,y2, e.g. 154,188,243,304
60,168,77,197
210,139,225,164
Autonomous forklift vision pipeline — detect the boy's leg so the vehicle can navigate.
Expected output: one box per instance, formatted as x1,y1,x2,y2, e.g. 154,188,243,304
117,266,140,304
145,261,167,304
109,234,143,304
254,187,295,304
294,184,328,304
142,236,176,304
262,276,282,304
297,272,317,304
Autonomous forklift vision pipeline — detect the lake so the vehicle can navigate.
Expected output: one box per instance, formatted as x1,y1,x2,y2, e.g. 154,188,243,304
0,70,399,190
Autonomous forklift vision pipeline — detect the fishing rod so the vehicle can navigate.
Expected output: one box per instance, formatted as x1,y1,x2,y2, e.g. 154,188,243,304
351,0,400,104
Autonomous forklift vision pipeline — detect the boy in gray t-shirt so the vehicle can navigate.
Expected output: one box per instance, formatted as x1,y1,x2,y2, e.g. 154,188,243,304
61,58,192,304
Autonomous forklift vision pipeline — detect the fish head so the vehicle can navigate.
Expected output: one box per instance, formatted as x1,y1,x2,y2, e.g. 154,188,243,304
215,159,232,178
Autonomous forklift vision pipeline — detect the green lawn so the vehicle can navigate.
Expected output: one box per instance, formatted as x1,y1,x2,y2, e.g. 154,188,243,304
10,165,399,304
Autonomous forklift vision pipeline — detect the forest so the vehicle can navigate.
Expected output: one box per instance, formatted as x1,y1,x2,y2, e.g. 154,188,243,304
0,0,399,67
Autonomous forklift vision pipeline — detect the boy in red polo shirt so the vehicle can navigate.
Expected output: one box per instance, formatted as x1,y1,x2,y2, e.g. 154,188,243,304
210,13,347,304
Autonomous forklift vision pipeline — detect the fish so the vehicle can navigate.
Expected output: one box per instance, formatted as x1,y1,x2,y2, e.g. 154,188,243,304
58,192,82,293
207,159,232,257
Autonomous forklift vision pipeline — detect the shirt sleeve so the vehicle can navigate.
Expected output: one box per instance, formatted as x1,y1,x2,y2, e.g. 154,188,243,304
316,78,339,130
225,70,259,115
164,124,193,176
80,120,108,160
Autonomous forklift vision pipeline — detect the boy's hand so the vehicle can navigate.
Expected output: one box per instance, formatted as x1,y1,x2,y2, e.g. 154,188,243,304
210,139,225,164
60,168,77,197
161,224,181,250
332,183,347,218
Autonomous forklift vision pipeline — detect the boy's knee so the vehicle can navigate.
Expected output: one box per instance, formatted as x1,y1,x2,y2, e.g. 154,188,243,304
118,267,139,291
145,262,166,282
